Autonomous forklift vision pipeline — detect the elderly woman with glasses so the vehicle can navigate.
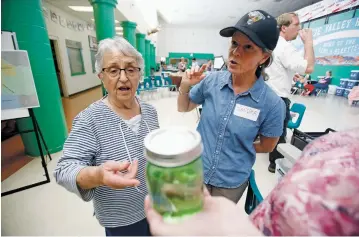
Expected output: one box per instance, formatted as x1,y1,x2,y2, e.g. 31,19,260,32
54,37,159,236
177,10,285,203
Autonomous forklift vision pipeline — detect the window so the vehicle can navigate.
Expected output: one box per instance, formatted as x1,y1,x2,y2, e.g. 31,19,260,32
66,39,85,76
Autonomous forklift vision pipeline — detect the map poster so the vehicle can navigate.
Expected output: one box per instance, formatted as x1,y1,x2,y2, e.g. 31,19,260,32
1,50,40,110
292,17,359,65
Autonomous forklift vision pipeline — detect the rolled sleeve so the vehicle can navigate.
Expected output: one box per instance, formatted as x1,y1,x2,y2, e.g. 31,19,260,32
281,44,308,75
189,75,208,105
259,98,285,137
54,113,98,202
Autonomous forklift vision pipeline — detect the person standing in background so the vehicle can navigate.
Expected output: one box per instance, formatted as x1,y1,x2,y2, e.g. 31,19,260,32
206,60,214,72
177,57,187,72
190,58,200,73
265,12,315,173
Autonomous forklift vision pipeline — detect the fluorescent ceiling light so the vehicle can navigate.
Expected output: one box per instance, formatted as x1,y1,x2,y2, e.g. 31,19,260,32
69,6,93,12
92,18,119,24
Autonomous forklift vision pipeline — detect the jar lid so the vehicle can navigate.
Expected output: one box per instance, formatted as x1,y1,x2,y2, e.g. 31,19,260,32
144,127,202,168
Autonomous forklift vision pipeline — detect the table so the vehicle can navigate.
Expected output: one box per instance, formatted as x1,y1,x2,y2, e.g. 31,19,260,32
169,75,182,89
163,68,179,73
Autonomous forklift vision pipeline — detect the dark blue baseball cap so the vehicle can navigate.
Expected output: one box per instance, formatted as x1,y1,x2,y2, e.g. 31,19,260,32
220,10,279,51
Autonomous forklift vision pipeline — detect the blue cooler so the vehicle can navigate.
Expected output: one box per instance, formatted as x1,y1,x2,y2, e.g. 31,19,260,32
343,89,351,98
350,70,359,81
335,87,345,96
347,79,359,89
339,78,349,88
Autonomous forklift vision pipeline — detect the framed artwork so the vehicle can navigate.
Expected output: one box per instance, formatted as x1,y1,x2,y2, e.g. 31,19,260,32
88,35,98,50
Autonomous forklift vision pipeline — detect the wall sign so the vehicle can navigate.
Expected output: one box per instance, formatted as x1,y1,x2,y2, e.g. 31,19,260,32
50,10,58,23
296,0,359,22
292,16,359,65
59,16,66,27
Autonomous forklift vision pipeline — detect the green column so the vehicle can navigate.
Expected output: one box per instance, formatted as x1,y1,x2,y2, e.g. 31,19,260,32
121,21,137,47
136,33,146,58
136,33,146,74
150,43,154,70
145,39,151,76
153,45,157,71
89,0,117,95
2,0,67,156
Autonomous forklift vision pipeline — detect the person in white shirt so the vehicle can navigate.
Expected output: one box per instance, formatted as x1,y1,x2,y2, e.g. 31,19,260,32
265,12,315,173
190,58,200,73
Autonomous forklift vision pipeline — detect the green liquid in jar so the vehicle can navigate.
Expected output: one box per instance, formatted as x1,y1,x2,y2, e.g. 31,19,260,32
146,157,204,223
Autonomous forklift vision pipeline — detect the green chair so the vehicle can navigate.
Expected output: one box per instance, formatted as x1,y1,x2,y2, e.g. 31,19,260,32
287,103,306,129
244,170,263,215
137,77,157,100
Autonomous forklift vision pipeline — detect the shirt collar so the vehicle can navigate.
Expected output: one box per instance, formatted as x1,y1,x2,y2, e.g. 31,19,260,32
219,71,266,103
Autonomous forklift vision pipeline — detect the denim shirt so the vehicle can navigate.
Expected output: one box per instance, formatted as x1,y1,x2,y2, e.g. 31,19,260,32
190,71,285,188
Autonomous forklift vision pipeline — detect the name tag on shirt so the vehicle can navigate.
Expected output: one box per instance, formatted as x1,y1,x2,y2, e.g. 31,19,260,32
233,104,260,121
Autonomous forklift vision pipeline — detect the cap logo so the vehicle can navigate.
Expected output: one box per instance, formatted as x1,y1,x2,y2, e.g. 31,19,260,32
247,11,265,25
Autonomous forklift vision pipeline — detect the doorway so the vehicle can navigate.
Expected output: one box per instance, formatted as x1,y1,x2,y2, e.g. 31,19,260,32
50,39,65,97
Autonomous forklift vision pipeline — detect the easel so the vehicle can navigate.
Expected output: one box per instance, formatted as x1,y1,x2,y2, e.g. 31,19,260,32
1,31,52,196
1,109,52,197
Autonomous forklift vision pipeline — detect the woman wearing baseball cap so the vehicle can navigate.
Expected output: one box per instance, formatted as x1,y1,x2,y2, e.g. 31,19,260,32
177,10,285,203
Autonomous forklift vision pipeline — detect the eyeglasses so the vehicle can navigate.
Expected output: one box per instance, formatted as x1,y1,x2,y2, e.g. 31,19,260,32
102,67,141,78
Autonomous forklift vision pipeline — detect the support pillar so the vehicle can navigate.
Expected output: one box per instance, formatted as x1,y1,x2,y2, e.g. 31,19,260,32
2,0,67,156
121,21,137,47
145,39,151,76
136,33,146,74
89,0,118,95
153,45,157,71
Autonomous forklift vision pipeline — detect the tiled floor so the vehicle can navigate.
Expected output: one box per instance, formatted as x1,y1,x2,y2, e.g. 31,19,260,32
1,90,358,235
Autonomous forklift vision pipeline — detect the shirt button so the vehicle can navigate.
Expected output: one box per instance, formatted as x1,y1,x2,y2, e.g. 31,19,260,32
224,117,227,121
219,135,222,138
212,166,215,169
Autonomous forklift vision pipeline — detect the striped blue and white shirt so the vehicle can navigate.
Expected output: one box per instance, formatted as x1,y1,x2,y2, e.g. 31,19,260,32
54,98,159,228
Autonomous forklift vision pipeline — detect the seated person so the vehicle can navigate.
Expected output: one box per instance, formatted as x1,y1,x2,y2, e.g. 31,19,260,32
291,74,310,94
304,71,332,96
160,61,167,71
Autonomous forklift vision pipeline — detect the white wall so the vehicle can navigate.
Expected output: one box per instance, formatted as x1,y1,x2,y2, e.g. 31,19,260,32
157,27,230,59
43,1,100,97
116,0,158,36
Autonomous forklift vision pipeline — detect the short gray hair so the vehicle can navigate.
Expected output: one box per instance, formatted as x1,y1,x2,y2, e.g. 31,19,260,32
95,36,145,74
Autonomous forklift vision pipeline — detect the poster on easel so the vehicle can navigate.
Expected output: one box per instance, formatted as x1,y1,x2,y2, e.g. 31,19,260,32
1,51,39,111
